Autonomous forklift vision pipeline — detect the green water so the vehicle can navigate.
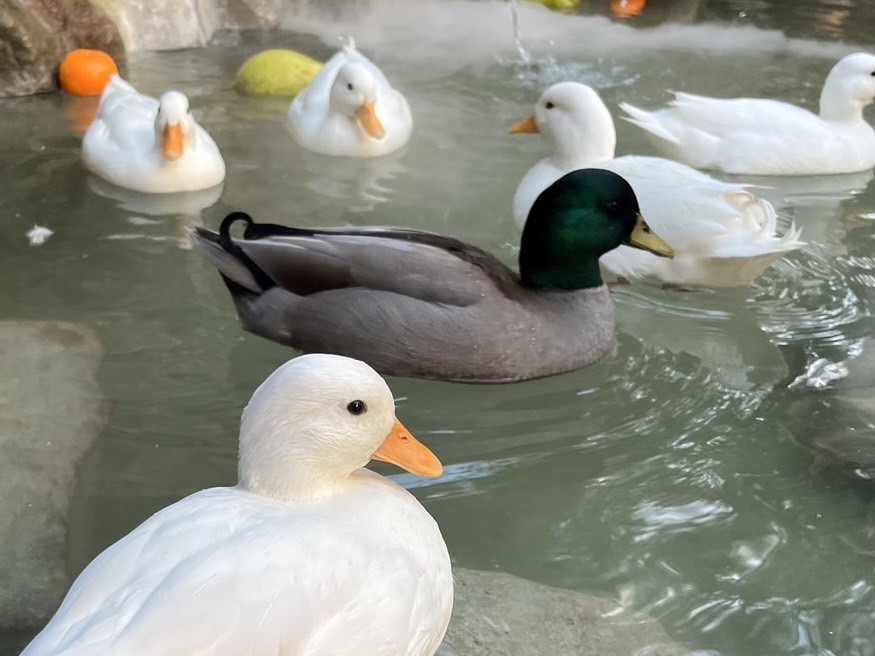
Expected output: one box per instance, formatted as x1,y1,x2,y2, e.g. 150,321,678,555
4,1,875,654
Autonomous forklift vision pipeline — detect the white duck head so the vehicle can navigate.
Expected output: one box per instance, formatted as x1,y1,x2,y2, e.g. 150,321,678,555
510,82,616,166
329,62,386,140
819,52,875,122
238,353,441,500
154,90,198,161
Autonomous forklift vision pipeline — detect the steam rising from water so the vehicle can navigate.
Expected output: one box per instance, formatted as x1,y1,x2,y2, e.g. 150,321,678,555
281,0,863,76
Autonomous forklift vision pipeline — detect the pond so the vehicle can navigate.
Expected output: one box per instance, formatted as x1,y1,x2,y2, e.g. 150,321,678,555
3,0,875,653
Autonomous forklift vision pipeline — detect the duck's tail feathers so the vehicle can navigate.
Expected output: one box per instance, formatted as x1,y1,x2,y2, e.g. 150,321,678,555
340,35,357,54
721,191,804,252
189,212,276,295
619,102,682,146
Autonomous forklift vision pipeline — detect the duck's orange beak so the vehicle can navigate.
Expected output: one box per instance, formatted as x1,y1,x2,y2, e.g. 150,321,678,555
509,115,539,134
371,419,443,478
356,101,386,139
163,123,184,160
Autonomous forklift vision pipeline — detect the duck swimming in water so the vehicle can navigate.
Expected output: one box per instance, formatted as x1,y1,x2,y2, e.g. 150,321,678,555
190,169,673,383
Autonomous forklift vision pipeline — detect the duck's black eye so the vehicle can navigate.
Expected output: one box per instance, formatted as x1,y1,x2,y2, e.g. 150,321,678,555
347,82,354,90
605,200,619,212
347,400,367,415
545,101,555,109
870,71,875,77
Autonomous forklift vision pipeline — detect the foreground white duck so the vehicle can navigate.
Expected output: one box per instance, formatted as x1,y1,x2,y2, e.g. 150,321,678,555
288,39,412,157
619,52,875,175
22,354,452,656
511,82,803,287
82,76,225,193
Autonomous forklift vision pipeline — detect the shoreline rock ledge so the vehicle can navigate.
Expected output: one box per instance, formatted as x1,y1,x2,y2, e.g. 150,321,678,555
441,568,688,656
1,0,283,98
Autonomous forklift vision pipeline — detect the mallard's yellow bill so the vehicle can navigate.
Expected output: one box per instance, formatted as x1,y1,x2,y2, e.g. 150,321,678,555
628,213,674,258
371,419,443,478
509,115,539,134
356,101,386,139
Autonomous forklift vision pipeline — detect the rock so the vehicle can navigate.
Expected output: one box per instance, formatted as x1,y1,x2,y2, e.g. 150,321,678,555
0,322,108,628
441,569,686,656
220,0,282,30
89,0,220,51
0,0,124,97
88,0,281,52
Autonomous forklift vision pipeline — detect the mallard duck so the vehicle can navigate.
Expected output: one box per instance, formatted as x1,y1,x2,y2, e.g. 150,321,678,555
82,76,225,193
21,354,452,656
619,52,875,175
287,39,412,157
190,169,673,383
511,82,803,287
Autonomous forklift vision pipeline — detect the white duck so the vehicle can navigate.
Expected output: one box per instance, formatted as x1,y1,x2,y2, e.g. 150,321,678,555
619,52,875,176
288,39,412,157
511,82,803,288
82,76,225,193
22,354,452,656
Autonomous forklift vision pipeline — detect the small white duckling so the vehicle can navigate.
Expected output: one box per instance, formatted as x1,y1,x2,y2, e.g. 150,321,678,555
619,52,875,175
511,82,802,288
21,353,452,656
82,76,225,193
288,39,412,157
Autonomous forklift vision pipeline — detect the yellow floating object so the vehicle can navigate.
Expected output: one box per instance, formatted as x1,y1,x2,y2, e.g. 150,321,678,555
234,49,322,97
527,0,581,12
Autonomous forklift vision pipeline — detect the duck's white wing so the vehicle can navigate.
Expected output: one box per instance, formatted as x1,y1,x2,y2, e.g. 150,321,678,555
667,93,822,136
620,94,854,174
599,155,802,286
89,77,158,154
23,486,450,656
607,156,770,246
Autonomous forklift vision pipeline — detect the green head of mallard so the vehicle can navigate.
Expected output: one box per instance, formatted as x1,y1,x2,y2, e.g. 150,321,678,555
519,168,673,289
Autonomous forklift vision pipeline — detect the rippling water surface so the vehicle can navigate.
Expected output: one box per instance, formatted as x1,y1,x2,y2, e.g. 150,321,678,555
4,0,875,653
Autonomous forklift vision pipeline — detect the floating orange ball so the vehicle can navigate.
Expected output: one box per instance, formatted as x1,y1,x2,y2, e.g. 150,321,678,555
59,49,118,96
610,0,646,18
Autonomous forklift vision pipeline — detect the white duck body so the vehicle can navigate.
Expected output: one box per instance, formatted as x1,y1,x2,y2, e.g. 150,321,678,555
619,52,875,175
512,82,803,287
288,41,412,157
22,354,452,656
82,77,225,194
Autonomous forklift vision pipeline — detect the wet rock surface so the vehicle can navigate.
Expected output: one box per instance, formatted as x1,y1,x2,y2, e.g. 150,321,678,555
0,0,124,97
0,321,107,628
441,568,687,656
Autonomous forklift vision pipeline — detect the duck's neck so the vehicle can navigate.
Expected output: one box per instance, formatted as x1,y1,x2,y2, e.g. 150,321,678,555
518,210,607,290
237,426,365,502
238,464,347,502
548,114,616,167
819,80,866,123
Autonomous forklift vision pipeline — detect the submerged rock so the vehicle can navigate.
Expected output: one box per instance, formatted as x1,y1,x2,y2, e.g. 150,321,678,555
0,322,108,628
441,569,686,656
782,342,875,479
0,0,124,97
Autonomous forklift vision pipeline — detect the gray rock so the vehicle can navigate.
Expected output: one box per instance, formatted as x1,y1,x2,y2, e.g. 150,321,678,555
89,0,281,52
220,0,282,30
0,0,124,97
90,0,221,51
0,322,108,628
442,569,687,656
